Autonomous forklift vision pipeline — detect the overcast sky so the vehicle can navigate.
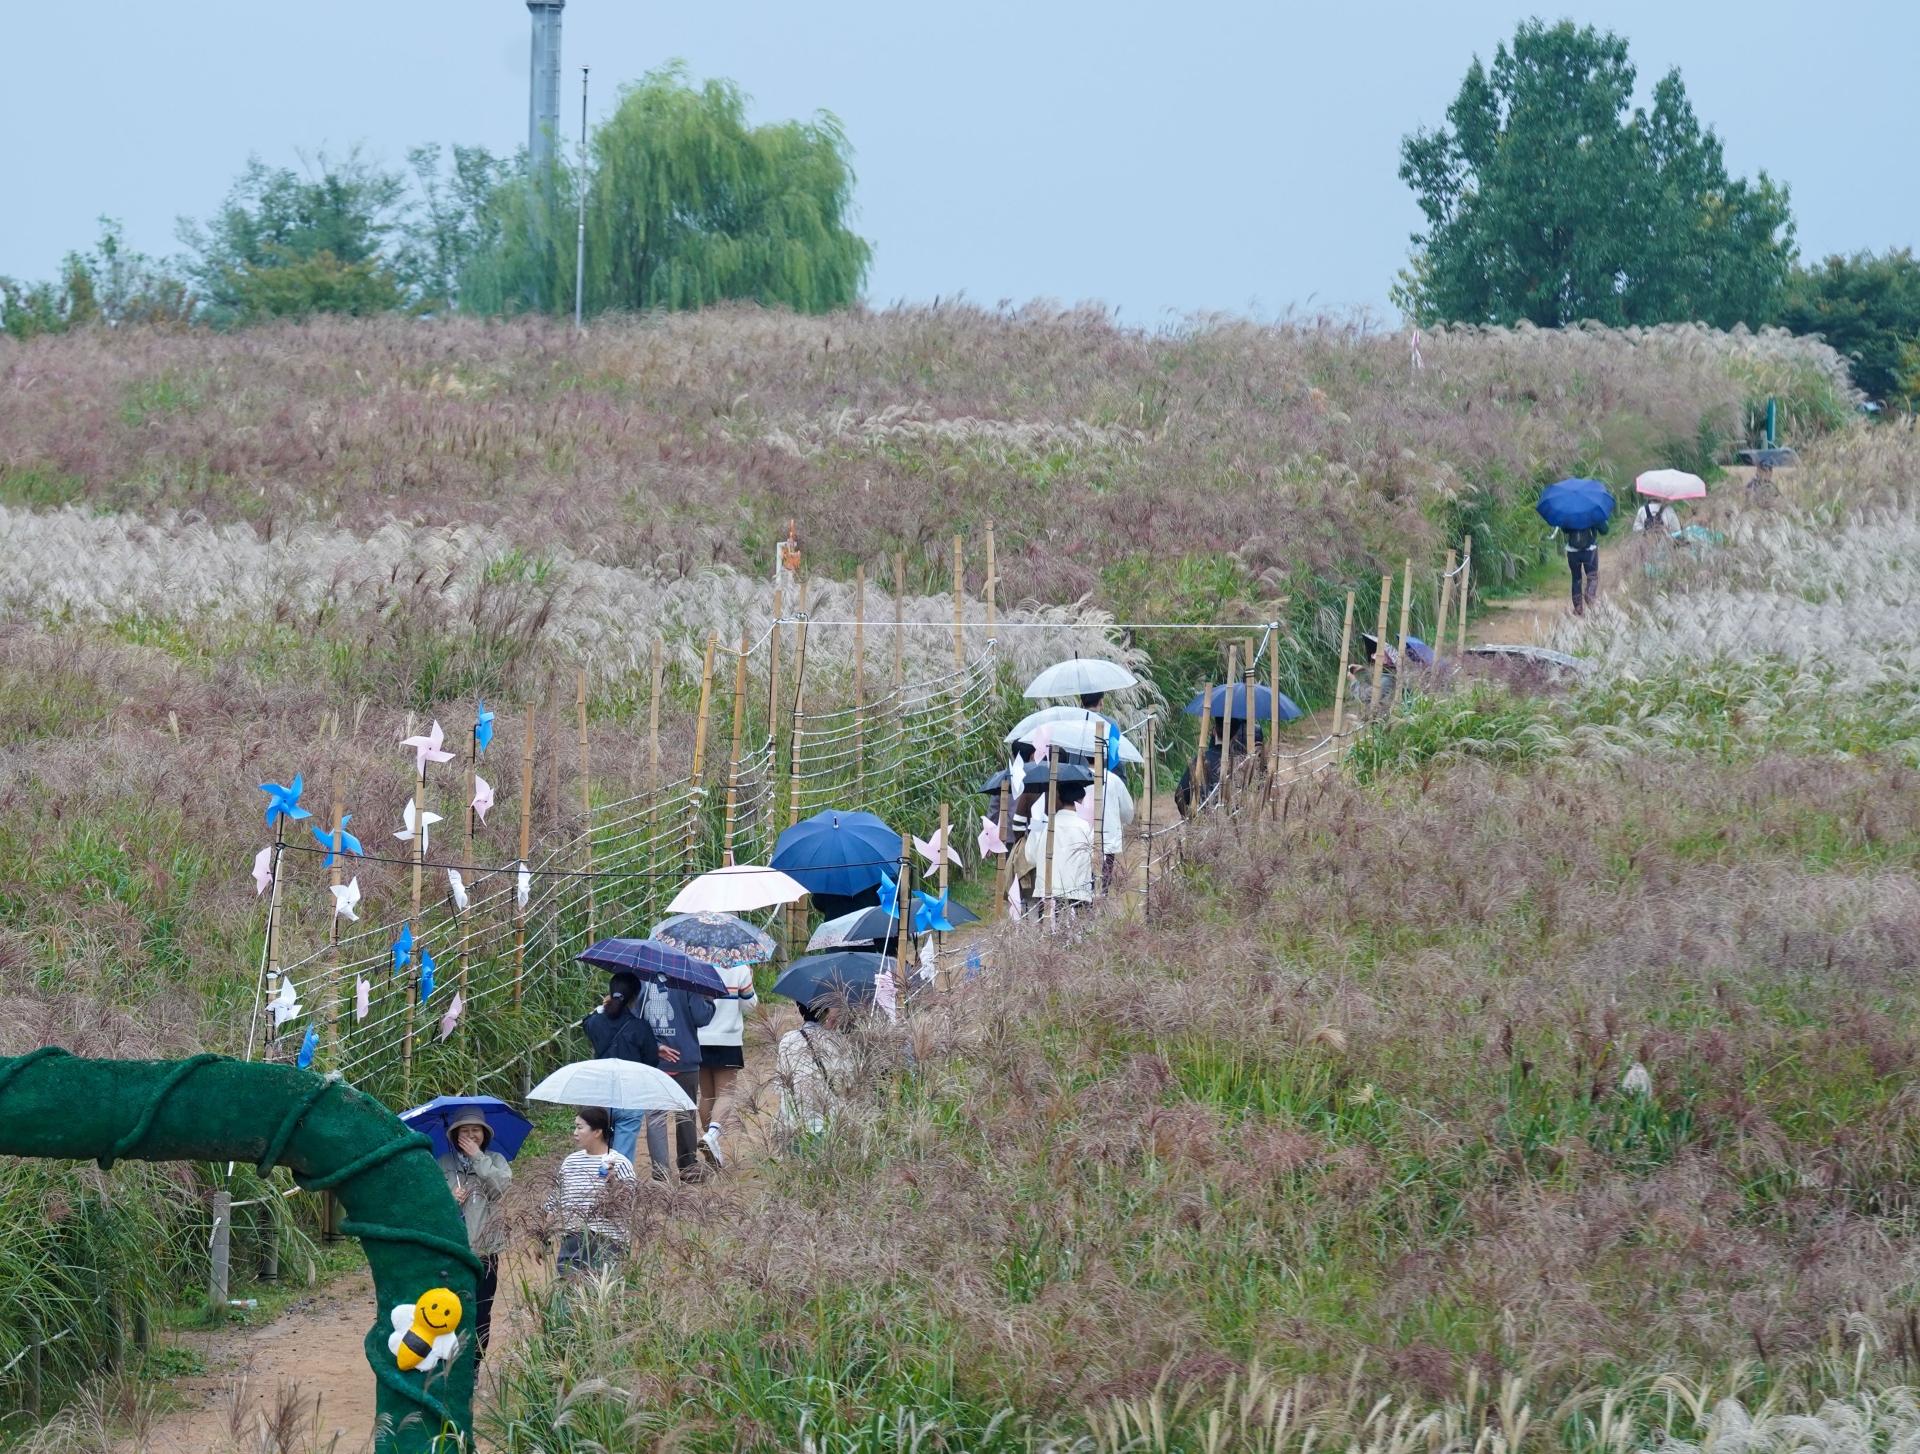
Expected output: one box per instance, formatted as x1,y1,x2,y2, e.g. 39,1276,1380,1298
5,1,1914,321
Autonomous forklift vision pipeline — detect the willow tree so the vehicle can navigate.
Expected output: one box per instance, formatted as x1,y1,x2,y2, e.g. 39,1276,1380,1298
467,63,871,316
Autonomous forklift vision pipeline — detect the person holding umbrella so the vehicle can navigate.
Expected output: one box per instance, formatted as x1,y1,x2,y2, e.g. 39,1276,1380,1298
1535,477,1617,616
639,972,714,1180
1023,777,1097,914
435,1108,512,1354
776,1001,857,1138
578,971,671,1167
546,1106,637,1275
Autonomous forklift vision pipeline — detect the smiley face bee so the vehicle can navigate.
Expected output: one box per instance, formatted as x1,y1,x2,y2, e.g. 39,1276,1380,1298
388,1288,463,1372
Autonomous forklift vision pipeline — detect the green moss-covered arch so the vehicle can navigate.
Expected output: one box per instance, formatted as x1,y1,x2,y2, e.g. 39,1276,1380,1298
0,1050,477,1453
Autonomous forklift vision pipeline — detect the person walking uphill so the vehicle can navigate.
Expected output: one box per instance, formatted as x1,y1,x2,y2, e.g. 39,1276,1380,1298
696,959,758,1169
436,1107,511,1356
579,971,674,1165
1561,519,1608,615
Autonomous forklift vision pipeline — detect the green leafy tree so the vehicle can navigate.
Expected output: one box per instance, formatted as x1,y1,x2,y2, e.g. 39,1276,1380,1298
467,62,871,316
1777,250,1920,405
0,219,192,340
392,143,513,312
1397,20,1794,329
178,150,410,323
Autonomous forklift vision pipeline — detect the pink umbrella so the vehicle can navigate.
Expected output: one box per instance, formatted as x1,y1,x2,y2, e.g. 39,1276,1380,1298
1635,469,1706,500
668,864,809,913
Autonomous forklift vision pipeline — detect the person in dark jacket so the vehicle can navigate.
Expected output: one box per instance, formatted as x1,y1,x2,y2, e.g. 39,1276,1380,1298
579,971,676,1164
1561,521,1608,614
639,973,714,1180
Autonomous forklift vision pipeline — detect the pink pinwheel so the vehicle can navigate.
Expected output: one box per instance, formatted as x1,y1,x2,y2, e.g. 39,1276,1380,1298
354,977,370,1022
1074,793,1099,826
1007,875,1024,919
439,990,465,1041
251,846,274,896
1030,726,1052,760
400,721,456,776
977,817,1006,858
914,827,964,872
471,774,494,824
873,967,898,1023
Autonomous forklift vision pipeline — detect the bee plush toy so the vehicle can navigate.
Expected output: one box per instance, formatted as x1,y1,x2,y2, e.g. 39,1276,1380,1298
388,1288,463,1372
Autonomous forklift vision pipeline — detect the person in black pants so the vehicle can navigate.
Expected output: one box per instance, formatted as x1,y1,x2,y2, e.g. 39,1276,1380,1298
1562,522,1607,614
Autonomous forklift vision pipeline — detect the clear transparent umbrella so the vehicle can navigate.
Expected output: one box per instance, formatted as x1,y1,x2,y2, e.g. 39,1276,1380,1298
527,1058,694,1111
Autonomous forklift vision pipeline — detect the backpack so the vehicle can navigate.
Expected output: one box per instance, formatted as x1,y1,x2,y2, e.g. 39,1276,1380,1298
1565,526,1599,553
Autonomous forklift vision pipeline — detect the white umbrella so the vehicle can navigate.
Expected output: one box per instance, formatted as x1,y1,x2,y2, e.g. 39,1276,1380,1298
1030,717,1145,765
668,864,808,913
1634,469,1707,500
1005,705,1105,741
527,1059,695,1111
1023,658,1138,699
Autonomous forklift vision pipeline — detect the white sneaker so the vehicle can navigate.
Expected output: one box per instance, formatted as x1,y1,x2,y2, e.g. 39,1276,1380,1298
699,1124,726,1168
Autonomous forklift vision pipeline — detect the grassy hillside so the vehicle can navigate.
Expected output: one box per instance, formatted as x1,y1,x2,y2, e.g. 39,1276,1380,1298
0,308,1885,1437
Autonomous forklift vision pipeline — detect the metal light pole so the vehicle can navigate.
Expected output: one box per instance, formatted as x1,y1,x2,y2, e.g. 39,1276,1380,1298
575,67,589,329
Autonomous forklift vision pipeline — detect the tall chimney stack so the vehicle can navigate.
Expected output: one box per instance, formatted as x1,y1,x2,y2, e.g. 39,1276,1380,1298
527,1,565,173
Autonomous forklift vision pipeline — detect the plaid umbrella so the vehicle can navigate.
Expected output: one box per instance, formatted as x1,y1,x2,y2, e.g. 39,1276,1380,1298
649,912,776,967
576,938,729,998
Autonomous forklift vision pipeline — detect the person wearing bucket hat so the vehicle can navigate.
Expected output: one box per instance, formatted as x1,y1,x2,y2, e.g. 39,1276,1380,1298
436,1106,512,1355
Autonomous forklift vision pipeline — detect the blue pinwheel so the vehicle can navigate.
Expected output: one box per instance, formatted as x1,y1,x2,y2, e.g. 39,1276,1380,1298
259,775,312,825
296,1024,319,1069
393,921,413,972
876,870,901,921
913,889,955,934
419,948,436,1001
474,698,495,755
311,815,364,868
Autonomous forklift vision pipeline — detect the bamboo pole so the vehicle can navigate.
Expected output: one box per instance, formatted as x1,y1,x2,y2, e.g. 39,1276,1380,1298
985,521,997,640
993,779,1011,918
684,636,717,867
787,584,810,952
895,831,913,1005
1331,591,1357,736
577,669,594,945
515,704,534,1000
1457,534,1473,654
1091,723,1107,896
1268,622,1281,782
1221,644,1237,812
404,754,424,1100
722,633,748,866
323,783,343,1068
461,712,476,1004
853,564,866,796
1142,713,1155,916
263,816,285,1046
936,800,951,979
1436,549,1458,666
1389,558,1413,712
893,550,905,690
649,640,662,796
952,533,965,738
1368,575,1392,714
1193,684,1214,806
1042,751,1059,930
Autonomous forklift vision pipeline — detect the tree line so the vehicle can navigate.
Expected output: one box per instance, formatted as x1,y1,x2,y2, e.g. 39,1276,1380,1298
0,64,870,337
1396,19,1920,407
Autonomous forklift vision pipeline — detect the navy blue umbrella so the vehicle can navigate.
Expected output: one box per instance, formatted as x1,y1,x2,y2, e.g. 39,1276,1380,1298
771,951,889,1007
576,937,729,998
1181,683,1303,722
399,1095,534,1161
771,809,900,898
1536,478,1616,530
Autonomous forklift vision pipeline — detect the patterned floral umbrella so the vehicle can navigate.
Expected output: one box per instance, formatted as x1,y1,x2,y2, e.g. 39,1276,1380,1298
648,911,776,968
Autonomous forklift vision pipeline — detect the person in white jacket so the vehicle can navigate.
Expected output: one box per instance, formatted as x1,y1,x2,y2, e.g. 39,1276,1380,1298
696,959,759,1168
1099,771,1135,891
1023,783,1096,910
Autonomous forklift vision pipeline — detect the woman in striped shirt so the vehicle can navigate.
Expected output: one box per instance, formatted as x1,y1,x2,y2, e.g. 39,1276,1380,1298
547,1106,636,1275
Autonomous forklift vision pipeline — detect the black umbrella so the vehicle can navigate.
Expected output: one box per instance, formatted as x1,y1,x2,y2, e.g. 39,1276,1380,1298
772,951,890,1007
1019,761,1095,789
809,903,979,951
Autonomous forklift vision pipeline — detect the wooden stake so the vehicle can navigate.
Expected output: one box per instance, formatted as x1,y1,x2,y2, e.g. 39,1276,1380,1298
1457,534,1473,654
1368,575,1392,714
263,816,285,1046
937,800,951,977
1194,685,1214,805
461,710,476,1005
896,831,913,1000
1091,722,1107,895
1042,751,1059,928
853,564,866,795
649,639,663,797
1436,549,1458,667
1389,558,1413,712
323,783,343,1068
788,581,809,828
1269,622,1281,781
515,702,534,1000
893,550,905,690
722,633,748,866
985,520,997,641
1221,645,1237,812
1331,590,1357,736
684,636,717,866
404,756,424,1101
208,1190,231,1315
1142,713,1155,916
952,533,965,736
993,779,1011,919
577,669,594,945
548,687,560,833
